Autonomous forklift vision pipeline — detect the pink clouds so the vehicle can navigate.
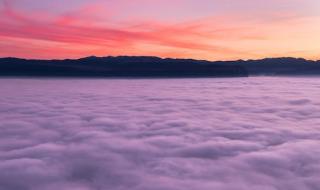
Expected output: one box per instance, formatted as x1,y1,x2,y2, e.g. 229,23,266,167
0,0,319,60
1,77,320,189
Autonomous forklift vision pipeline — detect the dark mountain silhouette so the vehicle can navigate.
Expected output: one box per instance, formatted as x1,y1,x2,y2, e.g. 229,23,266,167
0,56,319,77
225,57,320,76
0,56,247,77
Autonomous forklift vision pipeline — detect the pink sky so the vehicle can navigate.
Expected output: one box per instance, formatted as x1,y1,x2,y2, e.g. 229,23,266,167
0,0,319,60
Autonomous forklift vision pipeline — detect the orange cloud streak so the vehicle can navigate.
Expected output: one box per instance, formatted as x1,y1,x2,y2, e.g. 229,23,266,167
0,0,319,60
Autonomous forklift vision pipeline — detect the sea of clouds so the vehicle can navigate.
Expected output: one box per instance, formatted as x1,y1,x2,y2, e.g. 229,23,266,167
1,77,320,190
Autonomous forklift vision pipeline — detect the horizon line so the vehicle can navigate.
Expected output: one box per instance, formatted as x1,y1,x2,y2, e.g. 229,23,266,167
1,55,319,63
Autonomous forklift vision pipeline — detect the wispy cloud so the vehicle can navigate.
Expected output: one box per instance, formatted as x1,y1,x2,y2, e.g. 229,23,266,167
0,0,319,60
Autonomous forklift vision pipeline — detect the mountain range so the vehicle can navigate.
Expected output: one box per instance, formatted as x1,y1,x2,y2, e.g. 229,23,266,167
0,56,319,77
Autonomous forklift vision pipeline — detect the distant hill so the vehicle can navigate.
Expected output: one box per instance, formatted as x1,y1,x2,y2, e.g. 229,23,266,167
223,57,320,76
0,56,247,77
0,56,319,77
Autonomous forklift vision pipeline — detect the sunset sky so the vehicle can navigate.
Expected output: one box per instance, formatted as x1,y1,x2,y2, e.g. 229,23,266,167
0,0,319,60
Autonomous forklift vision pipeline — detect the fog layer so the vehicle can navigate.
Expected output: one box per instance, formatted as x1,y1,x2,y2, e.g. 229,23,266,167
1,77,320,190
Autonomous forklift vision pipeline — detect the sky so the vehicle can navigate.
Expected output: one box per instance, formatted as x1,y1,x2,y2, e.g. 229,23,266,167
0,0,319,60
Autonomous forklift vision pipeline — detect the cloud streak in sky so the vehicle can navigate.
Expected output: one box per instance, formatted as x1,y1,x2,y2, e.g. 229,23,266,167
1,77,320,189
0,0,319,60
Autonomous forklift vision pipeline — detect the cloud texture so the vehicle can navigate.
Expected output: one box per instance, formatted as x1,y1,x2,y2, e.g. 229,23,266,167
1,0,320,60
1,77,320,190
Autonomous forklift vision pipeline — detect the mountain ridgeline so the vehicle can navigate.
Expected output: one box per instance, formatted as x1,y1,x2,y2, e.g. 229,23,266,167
0,56,319,77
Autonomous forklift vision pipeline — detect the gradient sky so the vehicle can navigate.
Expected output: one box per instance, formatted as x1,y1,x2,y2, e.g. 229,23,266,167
0,0,319,60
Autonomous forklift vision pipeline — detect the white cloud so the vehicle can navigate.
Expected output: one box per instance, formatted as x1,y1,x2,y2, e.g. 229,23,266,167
0,77,320,190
